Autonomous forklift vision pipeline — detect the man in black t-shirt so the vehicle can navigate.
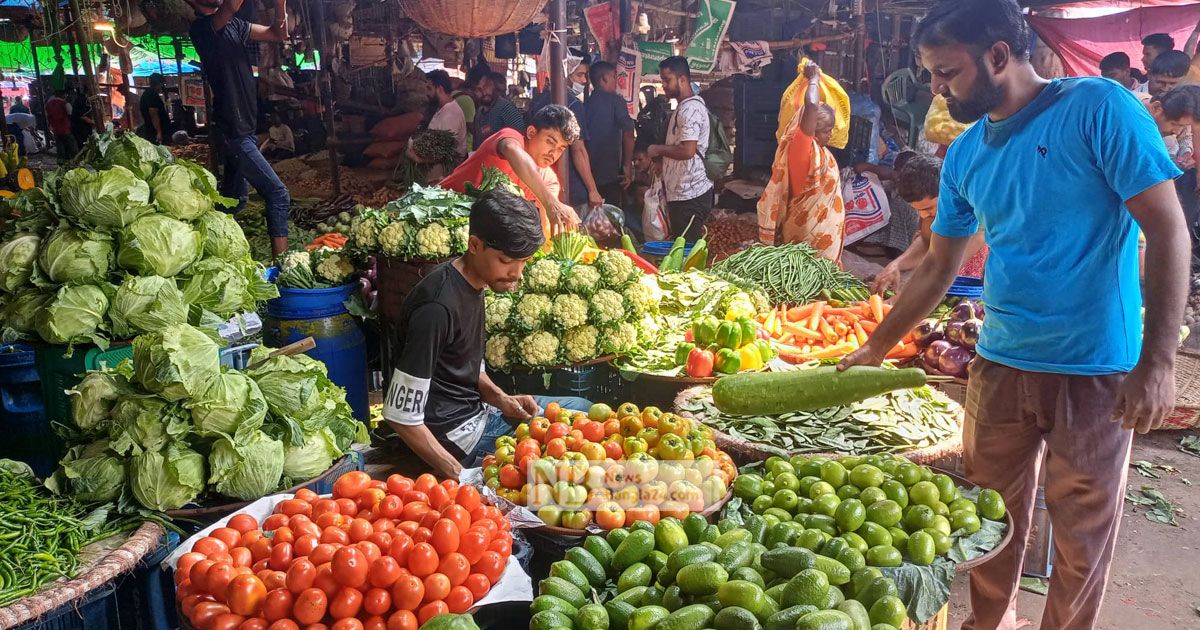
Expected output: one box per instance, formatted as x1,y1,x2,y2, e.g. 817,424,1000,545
187,0,291,257
384,190,590,477
138,73,172,145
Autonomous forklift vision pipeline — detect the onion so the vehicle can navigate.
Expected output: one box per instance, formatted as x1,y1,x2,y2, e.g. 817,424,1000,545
951,301,975,322
945,321,964,345
961,318,983,349
923,339,952,369
938,345,974,377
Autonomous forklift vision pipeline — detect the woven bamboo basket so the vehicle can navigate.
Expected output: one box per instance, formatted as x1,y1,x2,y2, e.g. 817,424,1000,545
1164,349,1200,429
398,0,549,38
903,604,949,630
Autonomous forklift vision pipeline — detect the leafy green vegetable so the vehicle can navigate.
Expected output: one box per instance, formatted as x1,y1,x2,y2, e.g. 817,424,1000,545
196,210,251,261
282,427,342,480
56,441,126,502
58,166,155,229
107,395,190,455
208,431,285,500
1180,435,1200,457
66,369,131,432
181,257,276,318
109,275,188,338
247,347,346,431
188,371,268,438
35,283,111,345
129,443,205,511
1125,485,1180,526
150,160,237,221
117,214,204,277
79,130,172,179
132,323,221,401
2,288,51,339
879,561,956,624
0,233,39,292
37,225,113,284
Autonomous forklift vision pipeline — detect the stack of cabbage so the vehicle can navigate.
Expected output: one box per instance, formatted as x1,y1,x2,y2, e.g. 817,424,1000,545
48,323,368,511
483,249,661,370
0,132,277,346
347,184,473,261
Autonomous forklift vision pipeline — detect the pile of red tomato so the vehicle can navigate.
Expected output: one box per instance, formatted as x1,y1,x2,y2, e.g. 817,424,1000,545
174,472,512,630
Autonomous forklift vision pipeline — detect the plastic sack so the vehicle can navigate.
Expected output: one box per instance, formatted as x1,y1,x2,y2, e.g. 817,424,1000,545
923,94,972,146
778,57,851,149
583,204,625,243
841,169,890,246
643,179,670,242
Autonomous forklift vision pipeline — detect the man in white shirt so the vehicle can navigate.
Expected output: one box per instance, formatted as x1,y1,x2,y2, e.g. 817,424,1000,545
426,69,468,156
1100,52,1148,93
647,56,713,239
260,114,295,159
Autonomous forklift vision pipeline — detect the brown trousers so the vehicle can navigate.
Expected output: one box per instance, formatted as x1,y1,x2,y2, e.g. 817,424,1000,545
962,358,1133,630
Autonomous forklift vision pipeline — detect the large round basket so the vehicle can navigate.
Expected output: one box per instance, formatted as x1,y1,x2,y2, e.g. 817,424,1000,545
399,0,549,38
529,488,734,537
617,370,719,411
166,454,361,522
1164,348,1200,429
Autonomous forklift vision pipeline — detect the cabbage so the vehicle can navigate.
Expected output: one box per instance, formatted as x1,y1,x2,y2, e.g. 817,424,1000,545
189,371,268,438
66,369,131,431
108,395,190,455
0,233,40,292
37,226,113,284
132,324,221,401
117,215,203,278
150,161,237,221
282,428,342,480
58,166,154,229
35,284,110,344
3,288,51,337
196,210,251,261
130,444,205,511
208,431,285,500
56,441,126,502
246,349,345,431
109,275,188,338
326,414,369,453
88,132,172,179
179,258,259,318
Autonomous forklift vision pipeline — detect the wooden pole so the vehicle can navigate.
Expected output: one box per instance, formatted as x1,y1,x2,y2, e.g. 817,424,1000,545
549,0,568,202
67,0,104,128
309,0,341,195
174,36,186,104
29,39,46,120
853,0,866,91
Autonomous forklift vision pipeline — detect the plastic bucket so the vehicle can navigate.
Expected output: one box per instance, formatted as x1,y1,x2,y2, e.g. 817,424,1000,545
267,283,359,319
640,241,694,266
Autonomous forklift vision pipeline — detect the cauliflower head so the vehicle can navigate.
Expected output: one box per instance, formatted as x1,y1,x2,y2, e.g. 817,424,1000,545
485,334,515,371
519,330,560,367
563,325,600,363
414,223,453,259
378,221,409,257
603,321,639,354
314,250,355,284
350,212,382,250
523,258,561,294
563,263,601,297
550,293,588,330
452,222,470,252
622,277,659,317
513,293,552,330
595,250,635,288
589,289,626,327
279,250,310,273
484,293,513,333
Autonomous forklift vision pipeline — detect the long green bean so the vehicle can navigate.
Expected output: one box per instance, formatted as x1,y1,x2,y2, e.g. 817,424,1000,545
712,243,865,305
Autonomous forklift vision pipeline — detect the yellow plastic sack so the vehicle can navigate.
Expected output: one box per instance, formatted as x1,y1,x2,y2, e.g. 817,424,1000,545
777,58,851,150
923,94,972,146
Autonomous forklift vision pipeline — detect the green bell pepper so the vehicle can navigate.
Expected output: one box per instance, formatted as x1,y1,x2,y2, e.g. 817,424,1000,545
715,348,741,374
716,321,742,350
754,338,775,362
737,318,757,348
675,342,696,367
693,316,720,347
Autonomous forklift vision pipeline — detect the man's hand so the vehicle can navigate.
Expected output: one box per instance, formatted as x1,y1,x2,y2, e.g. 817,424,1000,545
803,62,821,81
589,189,604,209
1113,361,1175,434
836,341,887,372
621,164,634,188
271,236,289,258
548,201,580,233
496,395,540,421
872,263,902,296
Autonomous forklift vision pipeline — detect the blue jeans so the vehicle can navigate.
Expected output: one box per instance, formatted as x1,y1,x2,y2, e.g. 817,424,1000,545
465,395,592,466
217,131,291,238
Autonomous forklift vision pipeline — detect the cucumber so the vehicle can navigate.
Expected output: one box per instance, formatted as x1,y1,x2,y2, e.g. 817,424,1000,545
550,560,591,594
583,536,615,573
529,610,573,630
539,576,587,609
711,367,928,415
613,530,656,572
657,604,716,630
606,601,638,630
567,547,608,588
531,595,579,618
716,541,755,572
765,605,819,630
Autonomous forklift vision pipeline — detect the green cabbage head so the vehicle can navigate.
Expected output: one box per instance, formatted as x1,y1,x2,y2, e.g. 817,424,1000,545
150,161,237,221
37,226,113,284
3,288,50,338
66,369,131,432
58,166,154,229
130,444,205,511
196,211,251,261
282,428,342,480
35,284,110,344
108,395,190,455
90,132,172,179
110,275,188,338
180,258,263,318
132,324,221,401
117,214,203,277
189,371,268,438
57,441,126,502
208,431,285,500
247,349,343,431
0,233,40,292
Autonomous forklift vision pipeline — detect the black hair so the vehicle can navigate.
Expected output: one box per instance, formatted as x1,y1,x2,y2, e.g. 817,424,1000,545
659,56,691,79
1150,50,1191,78
1099,52,1130,73
892,150,918,172
426,70,453,94
487,71,508,88
589,61,616,86
1142,33,1175,51
1159,85,1200,122
469,188,544,258
914,0,1031,61
528,104,580,143
896,154,943,204
463,63,490,88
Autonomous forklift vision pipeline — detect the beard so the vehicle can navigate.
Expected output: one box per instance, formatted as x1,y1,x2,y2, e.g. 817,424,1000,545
946,59,1005,123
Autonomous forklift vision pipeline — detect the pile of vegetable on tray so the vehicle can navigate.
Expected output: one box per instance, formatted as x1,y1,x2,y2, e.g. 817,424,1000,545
712,244,866,307
759,295,918,363
275,247,358,290
46,324,367,512
913,298,982,379
0,130,277,346
348,184,472,262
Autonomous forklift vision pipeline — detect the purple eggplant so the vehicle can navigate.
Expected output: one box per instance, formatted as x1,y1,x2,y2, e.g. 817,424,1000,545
951,301,975,322
938,345,974,377
945,321,965,345
915,318,942,348
923,339,952,369
973,301,985,319
961,317,983,349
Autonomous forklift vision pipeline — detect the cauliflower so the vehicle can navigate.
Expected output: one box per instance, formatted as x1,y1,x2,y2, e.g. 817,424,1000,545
603,321,639,354
484,293,513,333
622,277,659,316
563,263,601,297
314,250,355,284
485,334,514,370
513,293,552,330
523,258,561,294
563,325,600,363
550,293,588,330
452,222,470,252
518,330,560,367
279,251,310,273
378,221,409,257
589,289,626,326
414,223,452,259
594,250,635,288
349,212,382,250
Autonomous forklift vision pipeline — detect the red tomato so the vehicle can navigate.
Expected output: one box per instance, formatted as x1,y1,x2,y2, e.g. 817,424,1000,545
426,485,450,511
272,527,296,546
378,495,403,520
388,534,412,564
396,521,419,537
263,514,289,532
229,547,253,568
488,537,512,557
418,510,441,531
413,474,438,495
285,558,317,594
252,560,269,574
328,586,363,619
407,542,439,578
401,491,430,506
239,618,268,630
445,585,474,614
457,529,488,565
464,574,490,600
430,519,459,555
373,519,396,533
475,506,504,523
331,620,364,630
416,601,448,625
292,588,328,625
390,572,424,611
386,475,414,496
332,471,371,500
190,602,231,629
265,542,290,572
437,553,469,587
315,512,341,530
309,544,337,567
240,530,264,548
209,612,247,630
250,538,273,563
290,516,321,538
348,518,374,543
180,593,208,617
312,499,339,519
211,528,242,550
335,498,359,517
226,574,267,616
473,551,505,584
193,537,230,558
305,625,329,630
363,618,387,630
331,546,368,589
313,564,340,597
453,485,481,515
357,488,387,513
207,563,240,603
411,528,432,544
320,526,350,546
268,621,300,630
439,505,471,534
263,571,288,592
294,488,320,503
355,541,382,565
421,573,450,603
262,588,294,621
367,531,393,551
362,587,392,616
293,534,319,558
368,555,402,589
190,559,217,593
386,610,418,630
178,551,207,578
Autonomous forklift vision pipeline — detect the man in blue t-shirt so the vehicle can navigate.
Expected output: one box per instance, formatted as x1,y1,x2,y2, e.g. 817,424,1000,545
840,1,1188,628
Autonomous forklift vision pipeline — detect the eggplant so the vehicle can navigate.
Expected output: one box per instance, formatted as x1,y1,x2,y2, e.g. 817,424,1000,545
914,318,942,348
973,301,985,319
359,277,372,301
938,345,974,377
945,321,965,345
923,339,952,369
951,301,975,322
961,317,983,349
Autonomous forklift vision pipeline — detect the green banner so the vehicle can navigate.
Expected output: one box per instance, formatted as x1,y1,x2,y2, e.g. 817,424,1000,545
685,0,736,74
638,41,675,75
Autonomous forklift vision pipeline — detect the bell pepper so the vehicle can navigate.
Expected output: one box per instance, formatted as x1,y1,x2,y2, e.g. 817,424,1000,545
716,321,742,350
693,315,720,347
637,427,661,448
737,318,757,348
675,342,696,367
617,402,640,417
619,414,644,437
754,339,776,362
715,348,741,374
738,345,764,371
686,347,715,378
623,436,648,457
687,432,708,456
657,413,683,438
657,433,689,460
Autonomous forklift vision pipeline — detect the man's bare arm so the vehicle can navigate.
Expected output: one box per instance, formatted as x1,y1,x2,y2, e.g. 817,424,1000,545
248,0,289,42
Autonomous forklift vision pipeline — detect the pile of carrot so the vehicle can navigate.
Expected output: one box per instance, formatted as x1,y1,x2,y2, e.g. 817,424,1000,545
305,232,349,250
757,294,919,363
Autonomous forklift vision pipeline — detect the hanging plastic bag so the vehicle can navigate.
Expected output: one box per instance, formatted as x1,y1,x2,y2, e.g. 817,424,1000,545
643,179,670,242
840,168,891,246
777,56,851,149
583,204,625,244
923,94,972,146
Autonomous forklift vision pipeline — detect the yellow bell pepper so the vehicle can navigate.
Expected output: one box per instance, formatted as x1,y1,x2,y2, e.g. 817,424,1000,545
738,345,764,371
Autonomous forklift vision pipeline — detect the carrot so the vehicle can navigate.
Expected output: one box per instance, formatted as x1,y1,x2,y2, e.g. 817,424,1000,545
869,294,885,323
787,303,816,322
882,303,894,315
824,307,860,317
902,331,916,344
783,324,823,341
779,333,794,345
808,301,826,330
832,321,849,337
886,342,919,359
803,342,857,359
852,321,869,345
817,317,838,343
859,319,878,333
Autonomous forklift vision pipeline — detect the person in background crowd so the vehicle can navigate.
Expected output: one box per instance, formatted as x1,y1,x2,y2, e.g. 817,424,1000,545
1100,52,1148,93
473,71,525,149
1148,50,1192,98
872,154,987,295
45,88,76,161
139,73,172,145
425,69,468,156
260,113,295,159
116,81,139,131
69,86,94,149
530,58,603,212
6,108,36,156
441,104,581,237
1144,86,1200,259
842,2,1188,629
456,64,488,151
187,0,292,257
8,97,28,115
1142,33,1175,74
383,188,590,477
585,61,637,209
647,56,712,240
